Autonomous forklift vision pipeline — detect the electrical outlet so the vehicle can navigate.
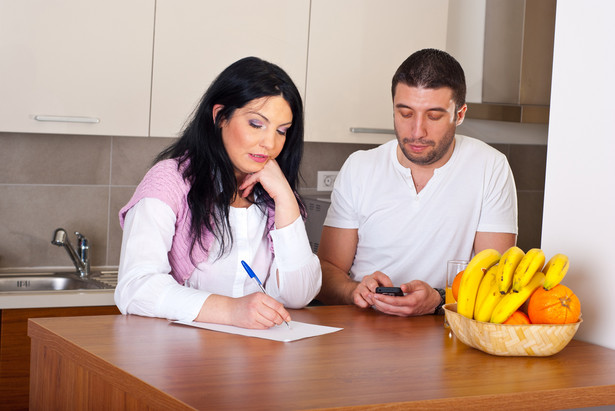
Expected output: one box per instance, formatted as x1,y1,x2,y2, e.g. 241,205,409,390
317,171,339,191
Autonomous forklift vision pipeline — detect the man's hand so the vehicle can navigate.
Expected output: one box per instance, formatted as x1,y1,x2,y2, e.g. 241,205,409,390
351,271,394,308
370,280,441,316
316,226,360,305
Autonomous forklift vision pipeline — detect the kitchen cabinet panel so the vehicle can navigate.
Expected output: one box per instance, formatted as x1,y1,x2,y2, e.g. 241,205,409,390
149,0,310,138
304,0,449,143
0,0,154,137
0,305,120,410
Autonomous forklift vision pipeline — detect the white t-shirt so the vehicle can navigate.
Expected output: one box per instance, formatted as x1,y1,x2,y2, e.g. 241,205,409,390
324,135,517,288
115,198,322,322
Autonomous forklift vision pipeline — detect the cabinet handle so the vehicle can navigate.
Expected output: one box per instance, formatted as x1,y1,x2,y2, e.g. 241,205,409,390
349,127,394,135
34,115,100,124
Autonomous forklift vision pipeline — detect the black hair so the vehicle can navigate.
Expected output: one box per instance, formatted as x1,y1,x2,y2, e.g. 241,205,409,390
155,56,305,259
391,48,466,111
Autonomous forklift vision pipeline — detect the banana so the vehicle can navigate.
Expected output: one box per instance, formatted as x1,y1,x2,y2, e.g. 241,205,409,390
474,265,498,314
542,253,569,290
473,265,504,322
491,271,545,324
511,248,545,292
496,246,525,294
457,249,501,319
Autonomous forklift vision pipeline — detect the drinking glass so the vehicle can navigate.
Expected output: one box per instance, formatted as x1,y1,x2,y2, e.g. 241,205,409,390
444,260,468,329
446,260,468,305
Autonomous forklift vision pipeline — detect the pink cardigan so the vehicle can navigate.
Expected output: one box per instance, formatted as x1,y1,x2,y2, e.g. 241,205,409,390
119,159,275,284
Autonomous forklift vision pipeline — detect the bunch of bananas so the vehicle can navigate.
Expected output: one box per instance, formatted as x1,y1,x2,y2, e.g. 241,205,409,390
456,247,569,323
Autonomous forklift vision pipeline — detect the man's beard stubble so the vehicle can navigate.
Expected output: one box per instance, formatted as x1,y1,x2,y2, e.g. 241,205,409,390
395,125,456,166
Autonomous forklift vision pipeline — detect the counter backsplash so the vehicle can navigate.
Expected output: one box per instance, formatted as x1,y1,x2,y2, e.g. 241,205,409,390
0,132,545,269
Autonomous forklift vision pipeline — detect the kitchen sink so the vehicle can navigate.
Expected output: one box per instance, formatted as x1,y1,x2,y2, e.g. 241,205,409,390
0,271,116,292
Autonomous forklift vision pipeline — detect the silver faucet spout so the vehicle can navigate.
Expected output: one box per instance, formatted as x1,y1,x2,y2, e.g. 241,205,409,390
51,228,91,277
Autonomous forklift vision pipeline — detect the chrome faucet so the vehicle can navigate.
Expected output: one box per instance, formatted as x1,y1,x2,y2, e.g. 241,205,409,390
51,228,91,277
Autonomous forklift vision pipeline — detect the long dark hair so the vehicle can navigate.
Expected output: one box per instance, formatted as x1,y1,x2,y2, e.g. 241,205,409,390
155,56,305,258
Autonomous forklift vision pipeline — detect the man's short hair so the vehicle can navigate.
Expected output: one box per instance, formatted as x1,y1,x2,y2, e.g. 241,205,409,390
392,48,466,110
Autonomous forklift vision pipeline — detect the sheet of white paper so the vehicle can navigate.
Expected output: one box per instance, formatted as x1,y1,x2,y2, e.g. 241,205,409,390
172,320,342,342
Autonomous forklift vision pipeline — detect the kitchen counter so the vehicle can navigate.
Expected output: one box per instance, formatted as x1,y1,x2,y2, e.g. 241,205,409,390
0,269,117,309
0,268,120,409
0,289,115,309
28,305,615,409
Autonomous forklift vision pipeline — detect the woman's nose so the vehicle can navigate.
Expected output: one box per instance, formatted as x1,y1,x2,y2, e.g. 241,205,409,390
260,130,276,149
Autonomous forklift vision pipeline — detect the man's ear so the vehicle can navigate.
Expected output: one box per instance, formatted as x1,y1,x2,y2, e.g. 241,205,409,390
456,104,467,126
212,104,224,125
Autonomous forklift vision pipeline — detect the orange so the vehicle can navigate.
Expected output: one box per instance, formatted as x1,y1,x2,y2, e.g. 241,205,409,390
503,310,531,325
451,270,464,301
528,284,581,324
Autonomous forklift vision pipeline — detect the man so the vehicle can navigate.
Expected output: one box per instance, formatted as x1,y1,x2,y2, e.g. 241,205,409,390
316,49,517,316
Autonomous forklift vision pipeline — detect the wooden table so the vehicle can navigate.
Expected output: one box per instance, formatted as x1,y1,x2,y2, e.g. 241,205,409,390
28,306,615,410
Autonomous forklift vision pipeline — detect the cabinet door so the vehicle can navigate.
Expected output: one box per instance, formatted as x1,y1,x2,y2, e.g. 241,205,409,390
150,0,310,138
305,0,449,144
0,0,154,136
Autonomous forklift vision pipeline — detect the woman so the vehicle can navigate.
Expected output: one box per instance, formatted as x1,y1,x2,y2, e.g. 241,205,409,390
115,57,321,329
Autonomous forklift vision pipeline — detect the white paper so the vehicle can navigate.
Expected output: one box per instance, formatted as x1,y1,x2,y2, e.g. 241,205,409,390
172,320,342,342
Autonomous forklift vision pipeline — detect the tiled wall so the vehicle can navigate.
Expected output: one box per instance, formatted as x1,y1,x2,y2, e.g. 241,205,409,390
0,132,174,270
0,132,546,270
301,140,547,252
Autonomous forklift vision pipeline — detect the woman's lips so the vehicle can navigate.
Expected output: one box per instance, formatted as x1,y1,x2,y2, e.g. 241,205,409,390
249,153,268,163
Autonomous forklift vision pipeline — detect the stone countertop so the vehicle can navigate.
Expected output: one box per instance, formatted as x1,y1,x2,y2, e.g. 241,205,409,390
0,289,116,309
0,268,117,310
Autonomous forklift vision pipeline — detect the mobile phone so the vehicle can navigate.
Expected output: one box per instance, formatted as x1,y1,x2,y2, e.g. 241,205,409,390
375,287,403,296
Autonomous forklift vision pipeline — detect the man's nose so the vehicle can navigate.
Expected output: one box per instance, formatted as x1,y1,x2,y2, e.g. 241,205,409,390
411,117,427,138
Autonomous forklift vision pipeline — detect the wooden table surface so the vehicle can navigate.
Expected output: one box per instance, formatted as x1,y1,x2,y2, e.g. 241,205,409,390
28,305,615,410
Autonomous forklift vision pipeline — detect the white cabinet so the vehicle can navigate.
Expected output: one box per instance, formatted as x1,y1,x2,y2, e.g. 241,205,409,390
149,0,310,138
0,1,454,142
304,0,449,144
0,0,154,137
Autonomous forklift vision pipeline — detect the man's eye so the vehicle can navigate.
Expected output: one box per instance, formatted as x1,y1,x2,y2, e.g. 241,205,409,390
428,115,444,121
399,111,413,118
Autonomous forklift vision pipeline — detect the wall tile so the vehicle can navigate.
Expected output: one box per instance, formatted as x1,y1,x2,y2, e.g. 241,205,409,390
107,187,136,266
0,132,549,270
300,142,378,188
508,144,547,191
0,132,111,185
111,136,176,185
517,190,545,250
0,185,109,268
488,143,510,157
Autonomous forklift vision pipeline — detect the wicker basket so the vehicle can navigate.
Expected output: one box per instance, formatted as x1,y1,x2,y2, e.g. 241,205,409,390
443,303,581,356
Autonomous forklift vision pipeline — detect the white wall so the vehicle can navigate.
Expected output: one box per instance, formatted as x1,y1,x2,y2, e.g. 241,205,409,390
542,0,615,349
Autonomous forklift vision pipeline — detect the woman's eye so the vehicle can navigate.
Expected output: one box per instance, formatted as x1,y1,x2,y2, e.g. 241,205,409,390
249,120,263,129
277,127,289,136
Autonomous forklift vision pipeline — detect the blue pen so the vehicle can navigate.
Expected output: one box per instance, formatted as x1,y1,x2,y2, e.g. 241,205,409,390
241,260,290,328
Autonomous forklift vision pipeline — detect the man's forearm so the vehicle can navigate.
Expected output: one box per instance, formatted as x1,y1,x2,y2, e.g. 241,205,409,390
316,260,358,305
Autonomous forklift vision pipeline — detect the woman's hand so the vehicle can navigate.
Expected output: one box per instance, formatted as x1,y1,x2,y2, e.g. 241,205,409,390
197,293,291,329
239,159,300,228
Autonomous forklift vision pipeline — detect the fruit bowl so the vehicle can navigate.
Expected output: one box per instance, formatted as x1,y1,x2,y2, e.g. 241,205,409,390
443,303,582,356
